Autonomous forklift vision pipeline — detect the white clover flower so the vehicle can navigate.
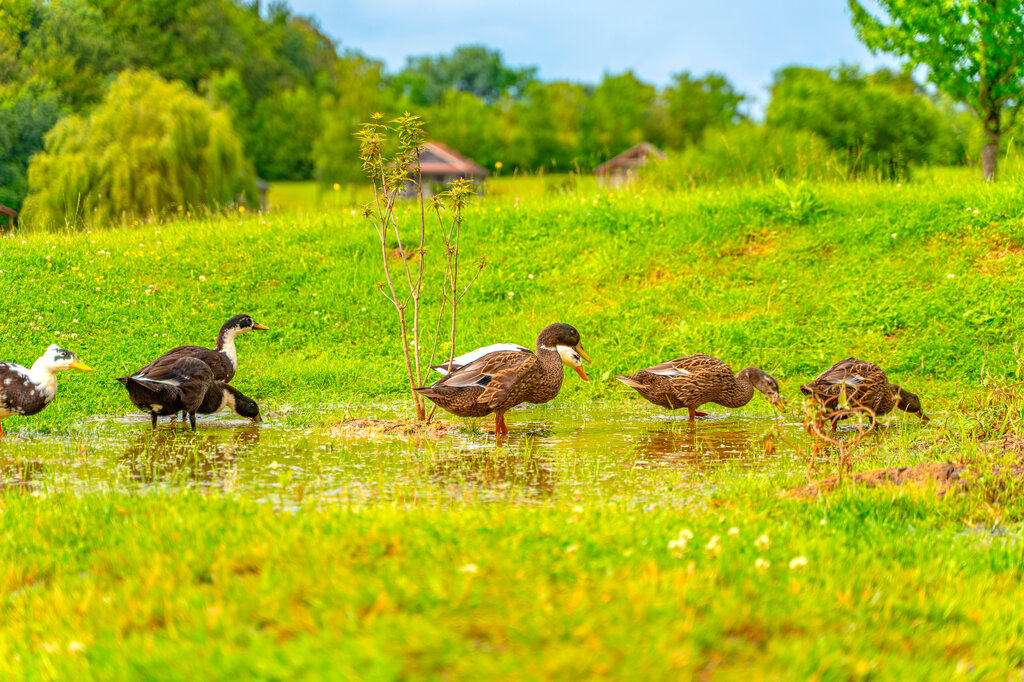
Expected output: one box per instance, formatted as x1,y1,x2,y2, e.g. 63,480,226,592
755,558,770,571
706,535,721,555
727,527,739,537
755,534,770,551
458,563,478,573
789,556,808,570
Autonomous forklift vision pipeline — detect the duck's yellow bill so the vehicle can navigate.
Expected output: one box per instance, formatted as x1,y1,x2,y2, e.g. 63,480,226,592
575,344,591,364
70,359,93,372
573,365,589,382
253,322,270,331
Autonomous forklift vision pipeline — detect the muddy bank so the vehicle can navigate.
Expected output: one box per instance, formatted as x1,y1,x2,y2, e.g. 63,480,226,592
786,460,1024,498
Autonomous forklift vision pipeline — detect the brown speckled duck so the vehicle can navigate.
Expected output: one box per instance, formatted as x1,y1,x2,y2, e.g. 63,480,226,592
0,345,92,435
800,358,928,425
415,323,591,435
616,354,784,420
136,314,268,384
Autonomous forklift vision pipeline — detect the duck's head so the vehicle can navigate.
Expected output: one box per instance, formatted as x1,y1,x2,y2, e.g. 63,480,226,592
224,385,262,423
223,314,269,335
895,386,929,423
738,367,785,410
38,344,92,373
537,323,591,380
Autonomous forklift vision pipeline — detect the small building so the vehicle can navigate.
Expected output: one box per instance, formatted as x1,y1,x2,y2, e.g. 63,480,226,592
593,142,667,186
404,142,489,197
0,204,17,231
257,178,269,212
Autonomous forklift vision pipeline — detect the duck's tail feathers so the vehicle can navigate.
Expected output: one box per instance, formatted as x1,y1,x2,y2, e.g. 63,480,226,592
615,375,644,389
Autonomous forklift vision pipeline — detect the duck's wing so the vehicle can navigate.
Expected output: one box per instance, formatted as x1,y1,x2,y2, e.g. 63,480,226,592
431,344,531,374
136,346,233,382
643,354,730,378
804,358,883,396
434,349,538,408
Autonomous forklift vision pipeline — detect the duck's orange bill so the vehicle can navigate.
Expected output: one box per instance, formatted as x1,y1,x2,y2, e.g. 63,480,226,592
70,359,93,372
574,365,589,382
253,322,270,331
575,344,591,364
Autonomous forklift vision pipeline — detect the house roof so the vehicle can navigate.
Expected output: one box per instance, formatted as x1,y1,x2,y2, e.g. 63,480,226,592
418,141,489,178
593,142,667,175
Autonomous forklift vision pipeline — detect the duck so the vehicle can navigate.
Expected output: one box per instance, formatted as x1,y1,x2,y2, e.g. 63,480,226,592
800,358,928,425
135,314,268,383
616,354,784,421
415,323,591,436
117,356,214,430
0,345,92,435
197,381,262,423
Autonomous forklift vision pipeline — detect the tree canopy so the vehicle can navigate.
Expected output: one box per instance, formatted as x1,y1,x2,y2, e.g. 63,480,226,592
850,0,1024,179
22,70,254,227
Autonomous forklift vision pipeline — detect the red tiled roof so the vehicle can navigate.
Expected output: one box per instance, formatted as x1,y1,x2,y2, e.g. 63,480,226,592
418,141,489,177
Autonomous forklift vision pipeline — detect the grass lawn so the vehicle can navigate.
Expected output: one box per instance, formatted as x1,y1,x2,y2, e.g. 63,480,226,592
2,173,1024,678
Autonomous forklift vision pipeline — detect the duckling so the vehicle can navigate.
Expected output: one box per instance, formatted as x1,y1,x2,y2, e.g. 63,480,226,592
136,314,268,383
416,323,591,436
197,382,262,423
616,354,784,421
117,356,214,430
0,345,92,435
800,358,928,425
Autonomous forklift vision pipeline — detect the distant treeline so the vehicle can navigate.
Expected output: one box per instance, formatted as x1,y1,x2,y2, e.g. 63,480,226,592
0,0,1001,217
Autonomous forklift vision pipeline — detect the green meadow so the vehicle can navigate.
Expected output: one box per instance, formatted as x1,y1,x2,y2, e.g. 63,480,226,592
3,174,1024,678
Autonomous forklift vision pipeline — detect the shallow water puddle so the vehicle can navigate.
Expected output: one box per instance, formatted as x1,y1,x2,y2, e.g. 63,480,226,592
0,405,823,506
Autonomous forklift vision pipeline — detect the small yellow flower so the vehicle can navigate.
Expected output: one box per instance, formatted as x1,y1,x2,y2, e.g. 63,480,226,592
333,183,341,191
238,206,246,213
494,161,503,169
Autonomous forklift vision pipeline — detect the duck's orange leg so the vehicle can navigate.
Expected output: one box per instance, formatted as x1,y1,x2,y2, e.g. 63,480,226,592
687,408,709,421
0,419,4,437
494,413,510,436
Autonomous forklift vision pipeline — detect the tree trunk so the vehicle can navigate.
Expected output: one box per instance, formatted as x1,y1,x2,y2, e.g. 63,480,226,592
982,114,1000,182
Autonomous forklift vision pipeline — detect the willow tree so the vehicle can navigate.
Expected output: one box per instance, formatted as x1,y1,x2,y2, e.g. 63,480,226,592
849,0,1024,180
23,70,254,228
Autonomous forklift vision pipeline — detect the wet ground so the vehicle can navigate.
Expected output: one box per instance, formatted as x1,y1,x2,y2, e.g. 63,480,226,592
0,404,831,507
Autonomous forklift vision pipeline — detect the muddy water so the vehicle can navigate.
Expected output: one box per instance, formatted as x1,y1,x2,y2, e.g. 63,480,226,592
0,405,820,507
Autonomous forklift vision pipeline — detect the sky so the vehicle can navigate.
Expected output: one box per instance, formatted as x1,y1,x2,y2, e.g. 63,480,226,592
286,0,898,115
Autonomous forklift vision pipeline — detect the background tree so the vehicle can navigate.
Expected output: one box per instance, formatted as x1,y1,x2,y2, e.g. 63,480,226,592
766,65,950,177
662,71,745,149
22,70,254,228
0,82,61,211
393,45,536,106
581,71,659,166
850,0,1024,180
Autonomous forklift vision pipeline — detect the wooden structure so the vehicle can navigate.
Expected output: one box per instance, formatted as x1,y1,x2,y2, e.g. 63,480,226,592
593,142,666,186
0,204,17,231
257,178,269,212
404,142,489,197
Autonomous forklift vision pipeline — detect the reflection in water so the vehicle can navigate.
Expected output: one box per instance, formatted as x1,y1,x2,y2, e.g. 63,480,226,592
120,428,261,490
0,457,44,494
428,448,556,501
0,406,825,507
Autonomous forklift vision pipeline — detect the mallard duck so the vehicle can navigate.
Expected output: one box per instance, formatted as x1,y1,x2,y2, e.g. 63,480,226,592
616,354,784,421
800,358,928,424
415,323,591,435
136,314,268,383
0,345,92,435
117,356,214,430
197,382,262,423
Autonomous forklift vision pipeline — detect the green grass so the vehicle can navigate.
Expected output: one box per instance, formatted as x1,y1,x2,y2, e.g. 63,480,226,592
4,174,1024,678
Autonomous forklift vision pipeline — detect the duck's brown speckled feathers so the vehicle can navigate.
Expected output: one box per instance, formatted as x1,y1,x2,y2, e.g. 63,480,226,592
800,358,928,423
138,314,268,383
0,346,92,436
416,323,590,435
117,356,214,430
616,353,783,420
0,363,53,419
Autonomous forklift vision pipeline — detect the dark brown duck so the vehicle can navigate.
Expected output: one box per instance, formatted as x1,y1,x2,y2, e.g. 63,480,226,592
800,358,928,425
136,313,268,383
416,323,591,435
616,353,784,421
